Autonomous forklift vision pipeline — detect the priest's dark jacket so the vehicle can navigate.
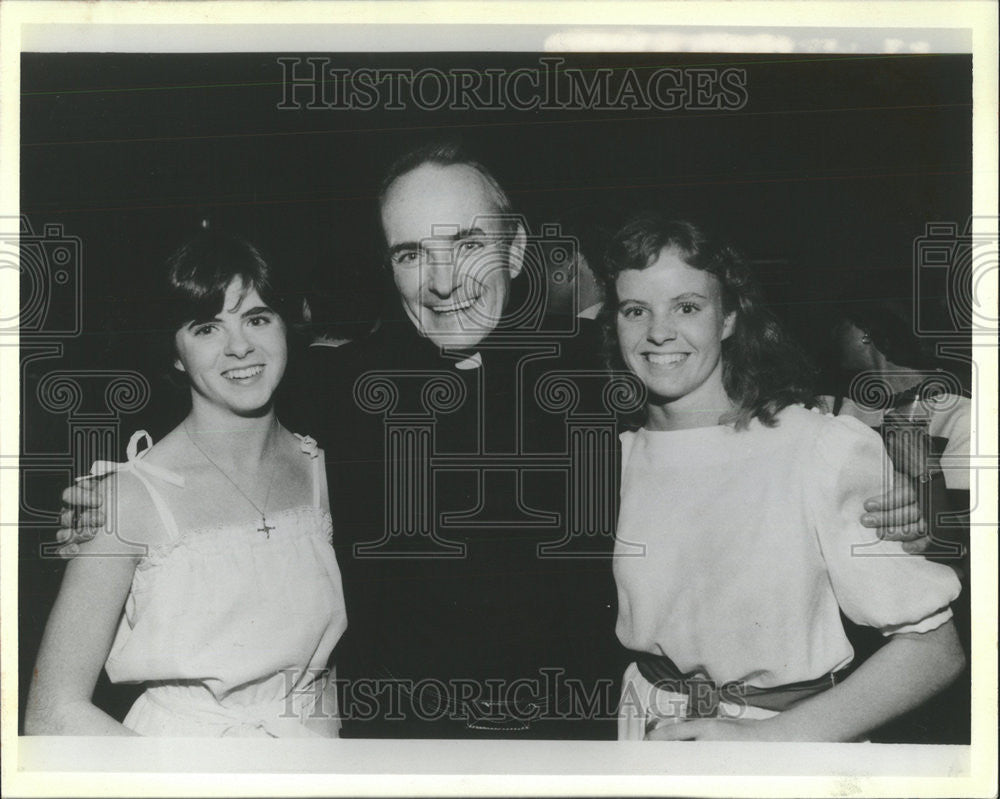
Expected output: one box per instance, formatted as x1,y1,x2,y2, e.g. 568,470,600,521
284,310,629,739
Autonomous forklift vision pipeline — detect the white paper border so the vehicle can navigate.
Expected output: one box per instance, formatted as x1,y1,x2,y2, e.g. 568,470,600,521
1,2,996,797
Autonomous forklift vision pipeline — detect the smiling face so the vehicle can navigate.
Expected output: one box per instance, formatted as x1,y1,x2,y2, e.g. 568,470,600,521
616,247,736,424
380,162,523,350
173,279,287,417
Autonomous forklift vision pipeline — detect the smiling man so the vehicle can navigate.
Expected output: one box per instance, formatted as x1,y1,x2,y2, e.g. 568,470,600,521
380,158,526,352
302,141,628,739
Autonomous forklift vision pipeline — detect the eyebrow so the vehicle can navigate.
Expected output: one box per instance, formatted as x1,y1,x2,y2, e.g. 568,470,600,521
671,292,708,301
619,292,709,304
239,305,275,318
185,305,275,329
386,227,491,258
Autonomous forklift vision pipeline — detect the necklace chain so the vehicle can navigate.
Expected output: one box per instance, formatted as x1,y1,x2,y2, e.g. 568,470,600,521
183,420,281,537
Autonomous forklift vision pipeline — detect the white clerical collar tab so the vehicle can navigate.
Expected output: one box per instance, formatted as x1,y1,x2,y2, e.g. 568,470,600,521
455,352,483,371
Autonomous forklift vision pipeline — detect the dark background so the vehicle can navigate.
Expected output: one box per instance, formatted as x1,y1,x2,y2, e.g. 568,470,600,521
18,52,972,728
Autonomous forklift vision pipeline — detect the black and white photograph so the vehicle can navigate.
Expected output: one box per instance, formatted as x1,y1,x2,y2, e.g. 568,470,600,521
2,2,997,796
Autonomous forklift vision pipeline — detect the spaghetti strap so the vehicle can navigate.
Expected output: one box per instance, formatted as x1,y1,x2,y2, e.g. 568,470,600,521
85,430,185,542
294,434,322,509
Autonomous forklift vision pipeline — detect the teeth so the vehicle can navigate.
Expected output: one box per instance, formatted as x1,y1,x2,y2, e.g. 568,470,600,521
646,353,687,366
433,296,479,314
225,365,263,380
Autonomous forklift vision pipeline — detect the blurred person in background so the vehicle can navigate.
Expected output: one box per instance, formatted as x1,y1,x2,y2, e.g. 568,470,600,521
821,299,971,744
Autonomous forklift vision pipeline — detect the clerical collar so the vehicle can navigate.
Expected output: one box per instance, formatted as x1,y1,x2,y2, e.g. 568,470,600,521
453,352,483,370
439,346,483,370
374,315,485,370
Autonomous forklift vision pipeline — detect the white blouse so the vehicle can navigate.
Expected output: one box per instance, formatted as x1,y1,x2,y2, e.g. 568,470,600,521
819,393,972,490
614,405,960,688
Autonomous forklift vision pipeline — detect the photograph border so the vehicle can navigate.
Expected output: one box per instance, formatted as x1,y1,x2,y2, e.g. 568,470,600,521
1,2,996,797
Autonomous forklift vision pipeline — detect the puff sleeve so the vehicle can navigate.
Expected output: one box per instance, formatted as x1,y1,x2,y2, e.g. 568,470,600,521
806,415,961,636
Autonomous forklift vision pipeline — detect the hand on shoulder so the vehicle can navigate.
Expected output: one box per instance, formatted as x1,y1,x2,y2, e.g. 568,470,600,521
75,467,174,560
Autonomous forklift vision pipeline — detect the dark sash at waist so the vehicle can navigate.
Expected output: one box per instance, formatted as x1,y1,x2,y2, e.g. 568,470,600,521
632,651,849,718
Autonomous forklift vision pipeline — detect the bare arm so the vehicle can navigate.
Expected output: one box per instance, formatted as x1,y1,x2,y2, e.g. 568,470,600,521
650,620,965,742
26,479,141,735
762,619,964,741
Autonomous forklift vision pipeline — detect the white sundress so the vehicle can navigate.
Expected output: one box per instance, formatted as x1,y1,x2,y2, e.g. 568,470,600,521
92,430,347,737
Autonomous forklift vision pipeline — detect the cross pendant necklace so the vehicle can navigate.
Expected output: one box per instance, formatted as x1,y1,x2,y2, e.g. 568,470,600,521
184,420,280,539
